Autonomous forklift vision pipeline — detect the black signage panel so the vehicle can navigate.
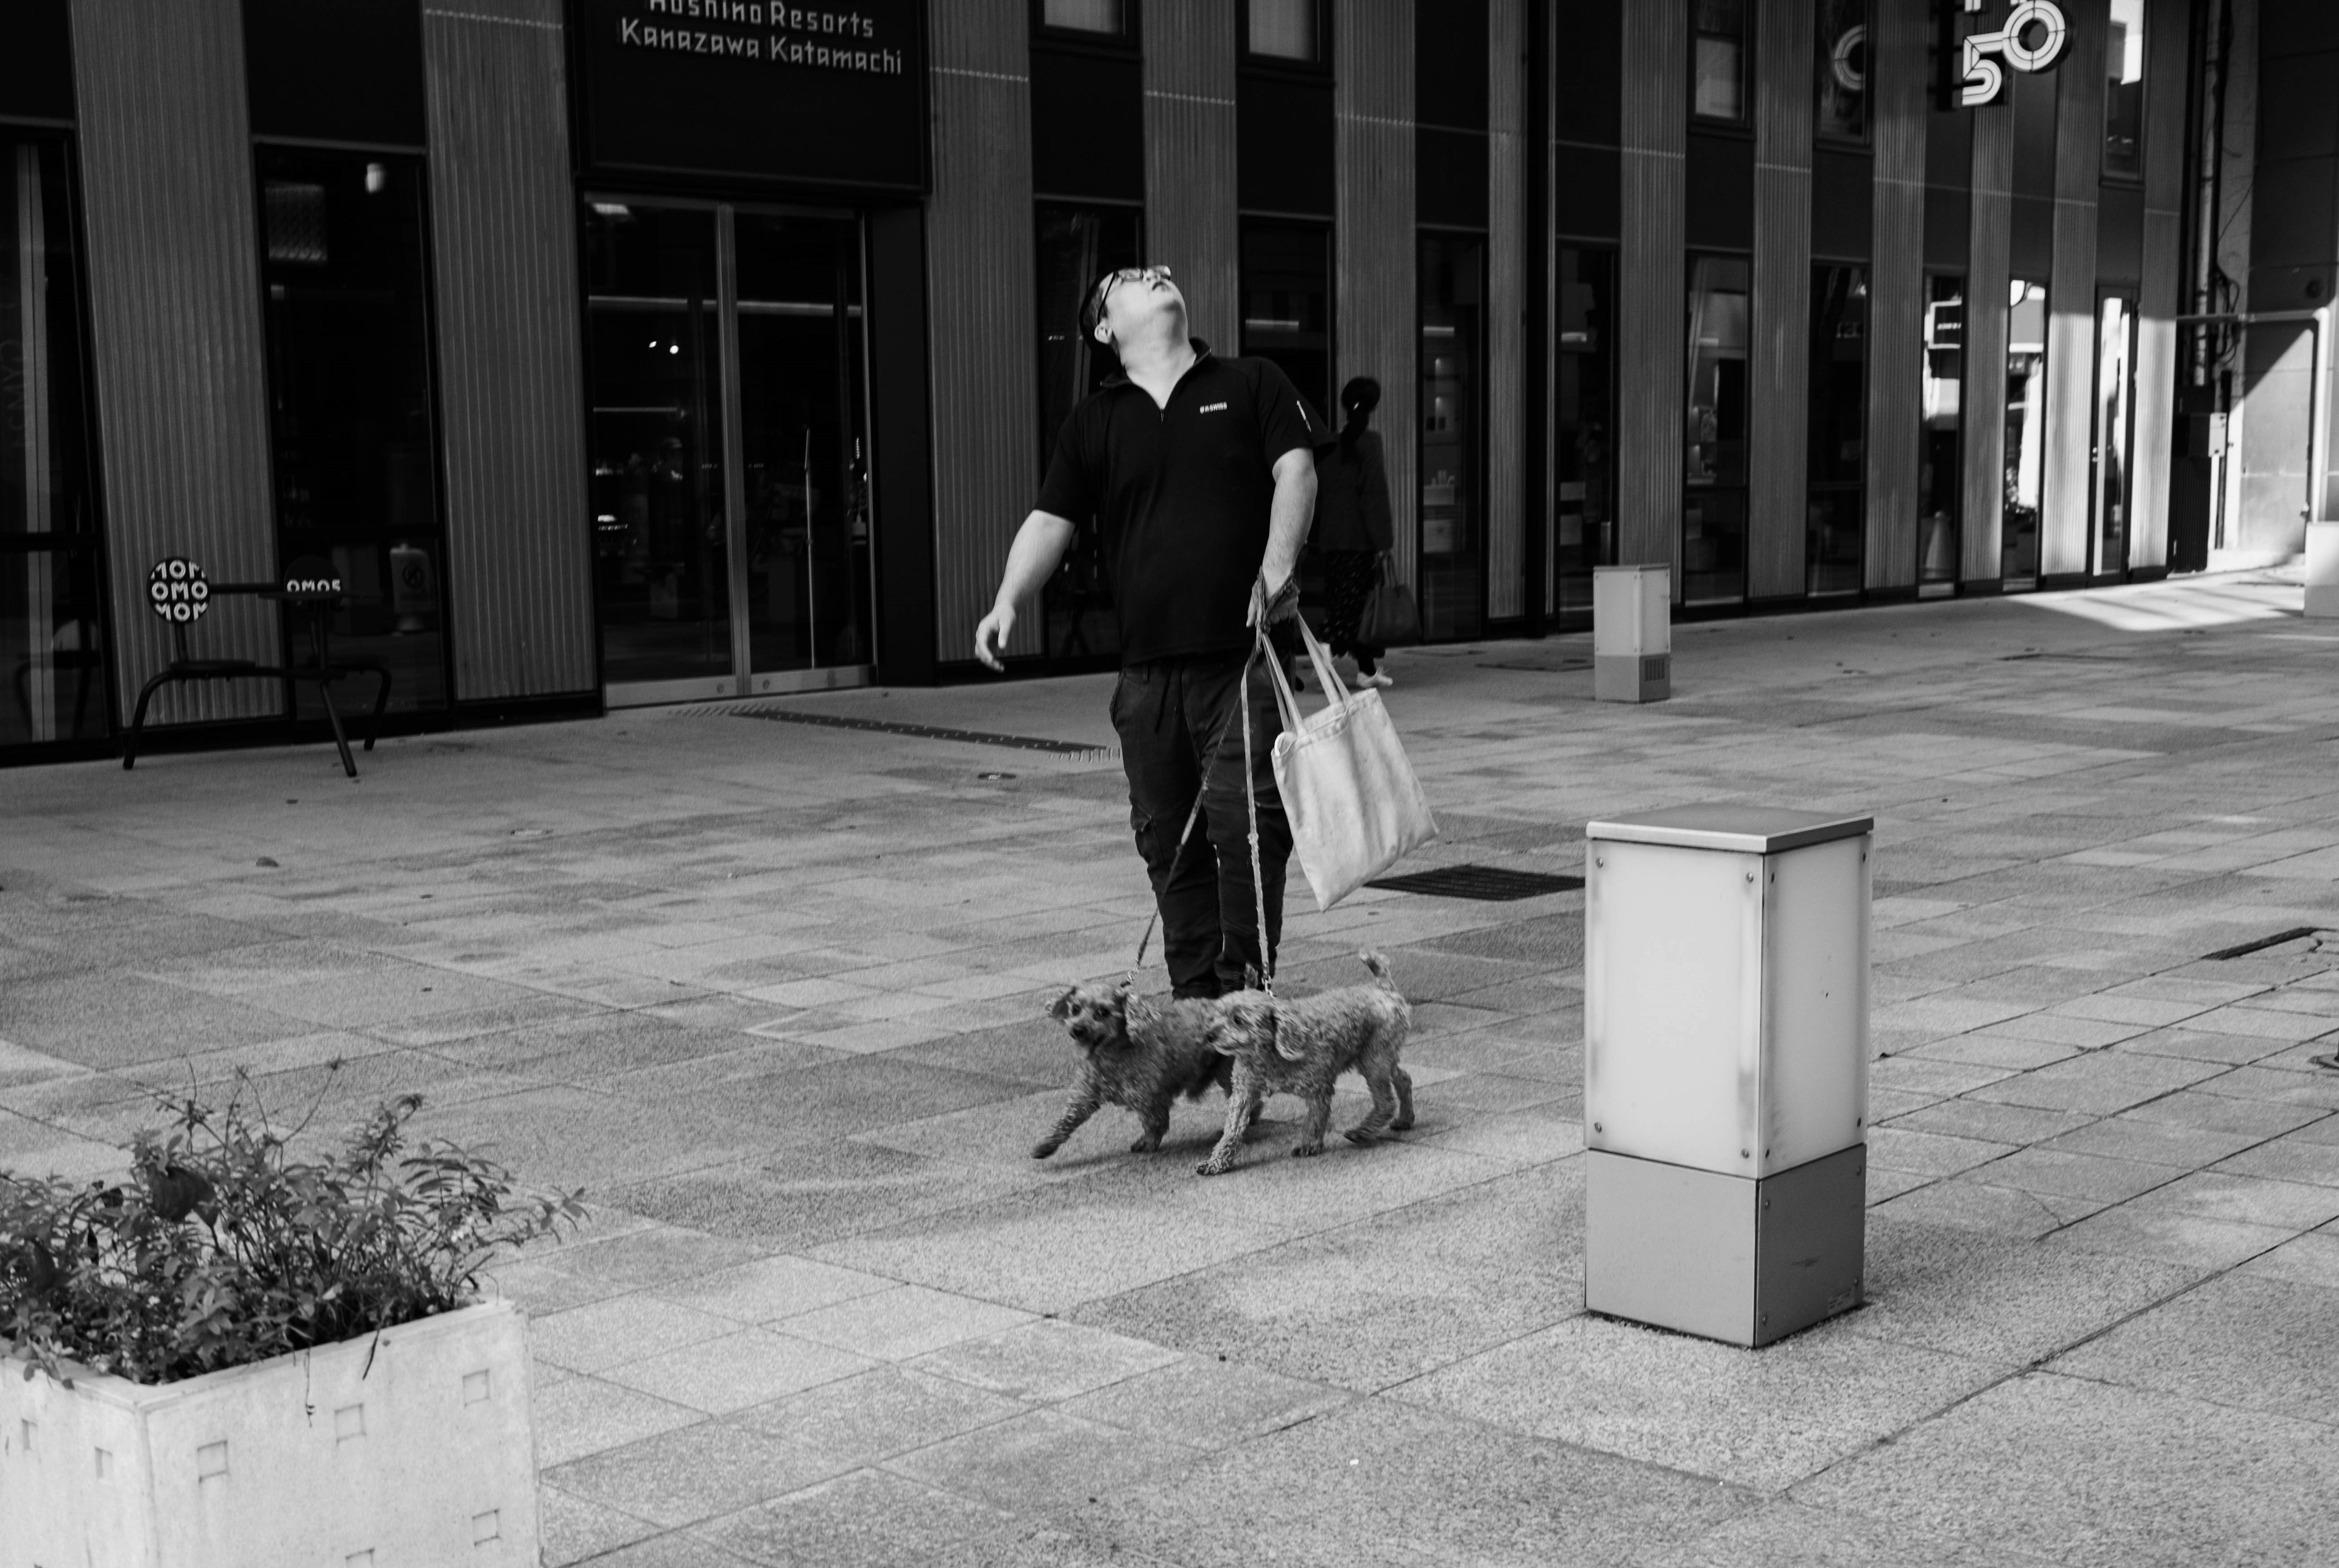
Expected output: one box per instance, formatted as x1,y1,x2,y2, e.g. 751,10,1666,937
571,0,928,192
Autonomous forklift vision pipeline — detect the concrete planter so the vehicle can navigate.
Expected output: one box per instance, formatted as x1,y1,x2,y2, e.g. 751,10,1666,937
0,1298,538,1567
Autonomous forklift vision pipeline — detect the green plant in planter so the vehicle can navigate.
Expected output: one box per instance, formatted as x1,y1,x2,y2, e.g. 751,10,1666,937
1,1079,584,1387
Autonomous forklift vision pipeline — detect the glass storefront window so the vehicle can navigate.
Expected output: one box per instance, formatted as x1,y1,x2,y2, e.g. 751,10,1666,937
1239,220,1332,422
2003,278,2048,585
2104,0,2144,178
1684,255,1749,606
734,213,870,673
1247,0,1317,61
1552,247,1616,619
2,134,107,749
1419,233,1484,641
258,147,446,716
1034,203,1140,664
2094,294,2137,577
1040,0,1124,33
1808,265,1867,596
1815,0,1869,141
1918,275,1964,592
583,204,729,688
1693,0,1749,123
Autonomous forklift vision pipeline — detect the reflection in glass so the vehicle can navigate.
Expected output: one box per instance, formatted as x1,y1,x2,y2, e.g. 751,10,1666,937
736,213,870,674
1419,234,1483,640
1035,203,1139,663
258,147,446,716
2104,0,2144,178
582,203,729,686
2095,295,2137,577
1807,266,1867,596
1693,0,1749,122
1041,0,1123,32
2003,278,2048,584
1247,0,1316,60
1684,256,1749,606
2,135,106,747
1918,275,1965,592
1815,0,1869,141
1552,247,1616,618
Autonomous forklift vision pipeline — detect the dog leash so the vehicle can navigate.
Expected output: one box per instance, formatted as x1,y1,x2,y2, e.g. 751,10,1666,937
1127,634,1277,997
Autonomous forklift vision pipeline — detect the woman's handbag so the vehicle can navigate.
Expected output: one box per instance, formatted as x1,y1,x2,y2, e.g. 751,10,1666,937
1356,553,1419,646
1260,618,1438,911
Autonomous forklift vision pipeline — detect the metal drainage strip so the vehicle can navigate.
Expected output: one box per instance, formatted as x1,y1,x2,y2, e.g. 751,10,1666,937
729,708,1108,757
1365,864,1586,902
2203,927,2334,961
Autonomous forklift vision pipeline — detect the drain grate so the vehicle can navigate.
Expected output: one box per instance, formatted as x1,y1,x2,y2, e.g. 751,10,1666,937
729,708,1108,757
2203,926,2331,961
1366,864,1584,902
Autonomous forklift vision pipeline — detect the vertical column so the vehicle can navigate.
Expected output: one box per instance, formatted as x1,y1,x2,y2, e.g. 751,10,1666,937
1486,0,1527,620
1865,0,1930,590
422,0,596,702
2209,0,2256,554
1963,107,2016,585
926,1,1040,657
1749,0,1817,601
1617,2,1689,575
2126,0,2189,570
68,0,277,725
1143,1,1239,355
1337,0,1417,587
2039,0,2106,580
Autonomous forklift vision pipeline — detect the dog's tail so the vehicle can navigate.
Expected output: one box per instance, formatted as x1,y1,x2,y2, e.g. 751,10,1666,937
1358,950,1399,991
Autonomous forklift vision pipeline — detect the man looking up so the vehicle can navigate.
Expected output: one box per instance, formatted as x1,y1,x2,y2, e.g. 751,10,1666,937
975,265,1319,998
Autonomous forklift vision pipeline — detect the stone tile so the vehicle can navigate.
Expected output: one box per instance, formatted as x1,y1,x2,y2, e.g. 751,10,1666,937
2115,1025,2301,1065
548,1225,772,1291
2114,1087,2325,1137
2120,1170,2339,1231
1870,1177,2104,1240
1882,1097,2095,1148
534,1374,704,1467
2051,992,2212,1028
1966,1050,2228,1115
883,1408,1202,1513
1068,1162,1587,1393
1866,1126,2016,1179
651,1253,896,1324
1077,1396,1751,1568
538,1483,663,1567
694,1468,1023,1568
2211,1128,2339,1187
2183,1003,2337,1042
778,1284,1036,1361
1791,1373,2339,1568
1054,1354,1353,1450
1978,1147,2180,1204
607,1141,1044,1252
1636,1499,2056,1568
2049,1273,2339,1425
1411,1312,2006,1496
598,1327,877,1414
2238,1229,2339,1290
2192,1062,2339,1110
1902,1031,2084,1070
732,1366,1028,1467
532,1294,741,1375
2049,1204,2298,1271
906,1318,1182,1405
542,1418,854,1530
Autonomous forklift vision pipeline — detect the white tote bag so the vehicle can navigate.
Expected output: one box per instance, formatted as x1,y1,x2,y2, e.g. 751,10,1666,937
1259,618,1439,911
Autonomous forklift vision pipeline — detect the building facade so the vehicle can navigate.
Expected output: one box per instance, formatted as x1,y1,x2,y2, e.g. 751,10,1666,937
0,0,2303,763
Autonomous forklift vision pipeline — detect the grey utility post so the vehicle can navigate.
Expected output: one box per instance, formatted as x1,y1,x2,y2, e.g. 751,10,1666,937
1581,805,1872,1347
1592,564,1670,702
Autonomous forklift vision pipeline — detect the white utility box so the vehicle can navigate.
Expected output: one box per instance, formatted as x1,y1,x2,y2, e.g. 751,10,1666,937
2308,521,2339,618
1582,805,1872,1347
1593,563,1671,702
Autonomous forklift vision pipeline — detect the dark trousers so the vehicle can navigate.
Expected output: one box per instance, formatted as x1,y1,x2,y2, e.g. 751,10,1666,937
1112,651,1293,998
1321,551,1381,674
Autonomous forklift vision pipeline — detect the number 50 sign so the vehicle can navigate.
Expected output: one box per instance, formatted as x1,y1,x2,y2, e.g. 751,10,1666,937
1960,1,2070,107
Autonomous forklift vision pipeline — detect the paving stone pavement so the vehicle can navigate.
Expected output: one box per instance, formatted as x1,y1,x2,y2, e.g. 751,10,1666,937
3,567,2337,1566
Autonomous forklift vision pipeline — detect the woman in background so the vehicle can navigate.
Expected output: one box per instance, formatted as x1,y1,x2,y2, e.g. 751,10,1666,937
1311,376,1395,689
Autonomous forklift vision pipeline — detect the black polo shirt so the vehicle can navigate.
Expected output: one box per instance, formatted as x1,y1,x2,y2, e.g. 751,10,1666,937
1035,342,1320,665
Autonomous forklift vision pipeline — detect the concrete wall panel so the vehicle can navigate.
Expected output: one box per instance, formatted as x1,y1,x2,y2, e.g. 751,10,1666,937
1616,0,1688,576
1336,0,1418,587
1866,0,1929,590
1144,0,1239,355
1749,0,1815,600
1486,0,1526,619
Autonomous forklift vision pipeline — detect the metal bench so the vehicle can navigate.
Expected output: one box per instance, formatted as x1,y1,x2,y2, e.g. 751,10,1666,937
123,556,393,779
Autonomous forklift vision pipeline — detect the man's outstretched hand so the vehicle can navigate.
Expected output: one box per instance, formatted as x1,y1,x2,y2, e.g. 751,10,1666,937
973,602,1016,671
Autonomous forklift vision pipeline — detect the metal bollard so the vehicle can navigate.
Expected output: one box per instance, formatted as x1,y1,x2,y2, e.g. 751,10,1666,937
1593,564,1671,702
1581,805,1872,1347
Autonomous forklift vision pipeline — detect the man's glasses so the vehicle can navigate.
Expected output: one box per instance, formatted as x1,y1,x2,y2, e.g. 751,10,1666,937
1085,264,1174,333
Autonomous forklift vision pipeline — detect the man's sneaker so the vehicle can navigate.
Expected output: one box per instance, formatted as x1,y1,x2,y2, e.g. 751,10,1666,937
1355,670,1394,690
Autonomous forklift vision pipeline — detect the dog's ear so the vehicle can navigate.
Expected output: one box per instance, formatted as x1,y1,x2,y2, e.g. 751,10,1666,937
1046,986,1078,1021
1106,981,1132,1014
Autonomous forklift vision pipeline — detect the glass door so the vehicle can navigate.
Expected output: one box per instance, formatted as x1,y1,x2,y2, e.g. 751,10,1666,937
2092,293,2139,579
2002,278,2048,587
1419,233,1485,640
582,199,873,705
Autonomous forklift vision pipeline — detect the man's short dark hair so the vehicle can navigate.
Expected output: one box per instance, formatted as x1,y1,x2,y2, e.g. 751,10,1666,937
1079,263,1171,342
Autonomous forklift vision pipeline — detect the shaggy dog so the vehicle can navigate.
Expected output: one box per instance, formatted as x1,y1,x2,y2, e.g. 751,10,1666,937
1032,983,1235,1159
1194,952,1414,1176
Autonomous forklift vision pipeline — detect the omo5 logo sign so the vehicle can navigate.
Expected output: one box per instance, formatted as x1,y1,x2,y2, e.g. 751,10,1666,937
1960,0,2069,107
